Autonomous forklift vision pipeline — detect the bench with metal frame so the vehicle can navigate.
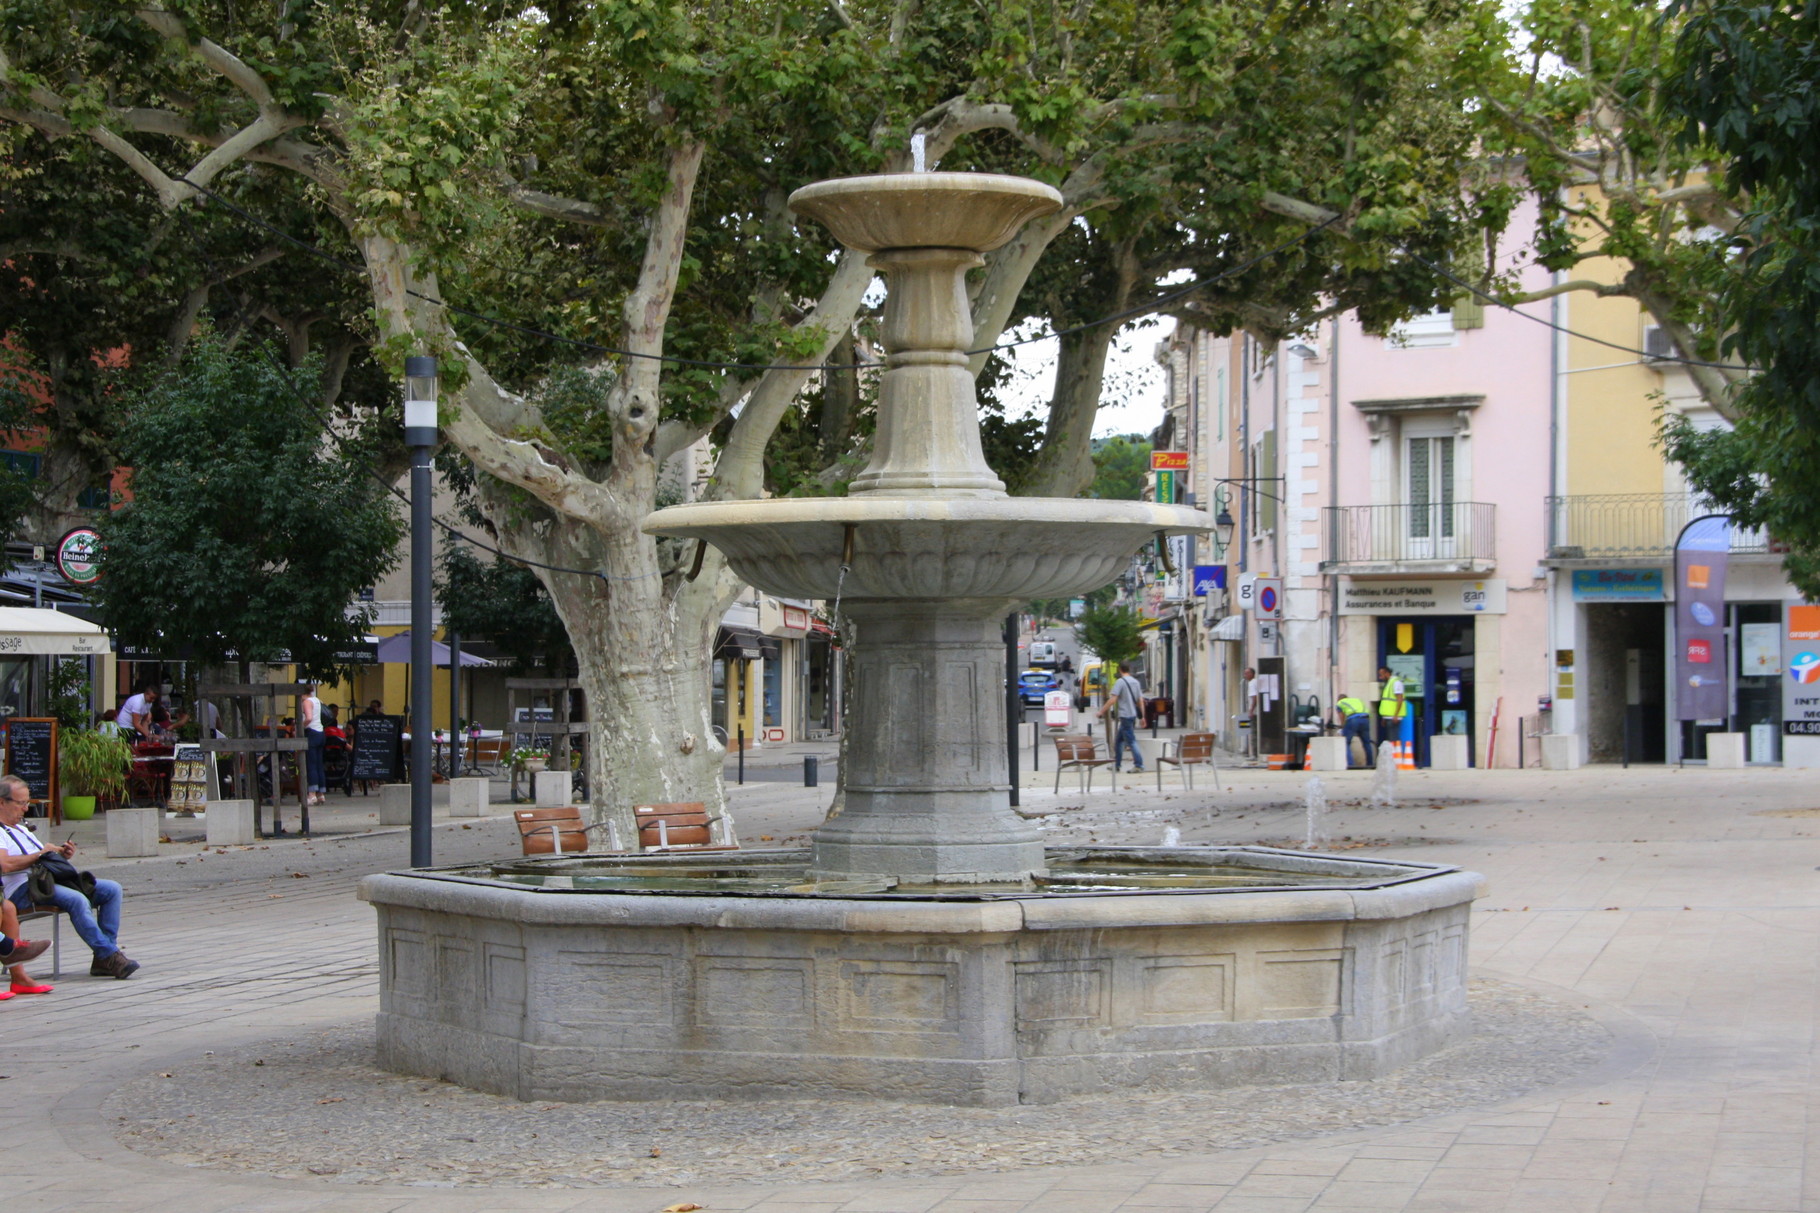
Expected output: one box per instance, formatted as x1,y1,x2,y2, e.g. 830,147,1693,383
633,803,738,852
513,807,623,856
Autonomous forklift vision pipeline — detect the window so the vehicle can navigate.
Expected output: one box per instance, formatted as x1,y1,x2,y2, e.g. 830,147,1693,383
1250,430,1278,535
0,451,40,478
1386,309,1459,350
1407,435,1456,540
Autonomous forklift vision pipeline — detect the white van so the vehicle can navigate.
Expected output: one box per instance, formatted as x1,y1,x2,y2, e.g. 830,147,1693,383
1028,639,1057,667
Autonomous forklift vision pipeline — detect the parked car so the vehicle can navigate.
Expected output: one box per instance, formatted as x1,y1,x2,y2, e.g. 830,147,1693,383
1028,639,1057,667
1018,668,1060,706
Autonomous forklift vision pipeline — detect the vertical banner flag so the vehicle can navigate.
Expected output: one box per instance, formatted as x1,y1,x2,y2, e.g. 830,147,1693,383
1785,602,1820,737
1674,515,1731,721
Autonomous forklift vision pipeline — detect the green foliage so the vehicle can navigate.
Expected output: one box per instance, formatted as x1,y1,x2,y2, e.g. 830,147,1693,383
90,334,403,679
1089,435,1152,501
42,656,91,730
438,543,574,675
1660,0,1820,596
1078,603,1146,671
57,726,130,798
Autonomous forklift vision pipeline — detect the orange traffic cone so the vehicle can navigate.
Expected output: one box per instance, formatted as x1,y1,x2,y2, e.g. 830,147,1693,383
1395,717,1417,770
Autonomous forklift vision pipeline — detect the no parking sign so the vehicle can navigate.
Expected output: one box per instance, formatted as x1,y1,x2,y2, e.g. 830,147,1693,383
1254,577,1282,620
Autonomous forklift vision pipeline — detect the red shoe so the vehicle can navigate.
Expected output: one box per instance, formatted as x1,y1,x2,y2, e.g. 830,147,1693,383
8,981,52,995
0,990,14,1001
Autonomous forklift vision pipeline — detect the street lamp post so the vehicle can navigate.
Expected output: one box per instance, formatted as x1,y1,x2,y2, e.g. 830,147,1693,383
404,355,438,868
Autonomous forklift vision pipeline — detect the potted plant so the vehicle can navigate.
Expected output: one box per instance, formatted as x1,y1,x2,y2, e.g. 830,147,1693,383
59,728,133,820
509,746,550,775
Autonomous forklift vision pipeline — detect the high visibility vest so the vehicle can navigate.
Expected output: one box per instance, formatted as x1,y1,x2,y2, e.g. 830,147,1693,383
1378,676,1407,719
1336,696,1368,718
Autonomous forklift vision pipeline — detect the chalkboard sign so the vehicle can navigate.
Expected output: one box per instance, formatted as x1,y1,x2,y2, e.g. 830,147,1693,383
4,718,57,809
349,715,404,783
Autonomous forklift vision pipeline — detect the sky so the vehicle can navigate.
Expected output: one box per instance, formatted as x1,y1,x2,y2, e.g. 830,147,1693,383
995,316,1173,440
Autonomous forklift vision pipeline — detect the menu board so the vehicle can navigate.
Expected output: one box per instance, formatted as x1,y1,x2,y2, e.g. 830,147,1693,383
4,718,57,808
350,715,404,783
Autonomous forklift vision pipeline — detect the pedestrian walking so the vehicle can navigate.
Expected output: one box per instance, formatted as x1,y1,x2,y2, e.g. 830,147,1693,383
1102,665,1147,772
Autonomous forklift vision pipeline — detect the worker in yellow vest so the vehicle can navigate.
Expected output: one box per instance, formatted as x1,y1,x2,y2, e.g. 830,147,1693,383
1333,694,1372,768
1376,665,1408,748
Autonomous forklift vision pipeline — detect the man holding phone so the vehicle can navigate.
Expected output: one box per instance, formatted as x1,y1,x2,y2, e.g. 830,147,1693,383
0,774,138,979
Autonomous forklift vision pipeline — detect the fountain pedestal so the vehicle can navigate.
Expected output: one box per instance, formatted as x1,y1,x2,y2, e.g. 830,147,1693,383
810,599,1041,883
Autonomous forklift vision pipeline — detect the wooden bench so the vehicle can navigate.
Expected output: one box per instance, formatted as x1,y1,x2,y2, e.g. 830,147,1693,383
1053,734,1114,793
18,905,63,978
634,803,737,853
513,807,623,856
1156,731,1220,792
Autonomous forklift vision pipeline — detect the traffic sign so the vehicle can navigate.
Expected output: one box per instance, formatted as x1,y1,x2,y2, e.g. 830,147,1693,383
1255,577,1283,620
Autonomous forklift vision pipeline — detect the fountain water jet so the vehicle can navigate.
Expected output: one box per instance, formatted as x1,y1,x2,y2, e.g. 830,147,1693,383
1302,777,1329,850
360,170,1482,1107
1371,740,1400,808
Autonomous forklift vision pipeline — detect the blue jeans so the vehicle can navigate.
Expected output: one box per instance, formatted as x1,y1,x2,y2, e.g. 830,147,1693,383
13,879,123,957
1342,714,1373,766
1114,715,1143,769
306,729,327,793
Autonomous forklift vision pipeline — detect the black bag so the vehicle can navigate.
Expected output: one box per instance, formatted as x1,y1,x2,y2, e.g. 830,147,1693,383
28,852,98,906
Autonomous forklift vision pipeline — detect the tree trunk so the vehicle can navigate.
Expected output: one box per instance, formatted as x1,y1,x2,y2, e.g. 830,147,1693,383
1019,320,1119,498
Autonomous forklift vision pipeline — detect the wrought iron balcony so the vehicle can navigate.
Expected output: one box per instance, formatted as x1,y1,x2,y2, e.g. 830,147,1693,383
1544,494,1772,560
1322,503,1497,573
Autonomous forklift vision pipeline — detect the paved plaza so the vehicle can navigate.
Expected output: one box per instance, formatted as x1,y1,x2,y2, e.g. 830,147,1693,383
7,753,1820,1212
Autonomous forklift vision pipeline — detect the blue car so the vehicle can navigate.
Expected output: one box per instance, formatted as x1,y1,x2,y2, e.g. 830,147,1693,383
1019,669,1061,706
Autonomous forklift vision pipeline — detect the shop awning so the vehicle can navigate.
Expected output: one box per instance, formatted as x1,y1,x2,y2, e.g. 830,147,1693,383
374,632,494,667
716,626,765,660
0,606,111,655
1209,614,1246,642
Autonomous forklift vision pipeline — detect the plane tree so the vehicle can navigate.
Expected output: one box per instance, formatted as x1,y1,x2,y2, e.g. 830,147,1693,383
2,0,1507,838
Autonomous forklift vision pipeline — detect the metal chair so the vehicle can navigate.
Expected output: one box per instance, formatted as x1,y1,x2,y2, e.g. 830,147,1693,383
1053,734,1114,793
1156,732,1220,791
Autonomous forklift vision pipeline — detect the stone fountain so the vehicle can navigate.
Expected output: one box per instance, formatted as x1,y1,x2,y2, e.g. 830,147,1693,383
360,170,1482,1107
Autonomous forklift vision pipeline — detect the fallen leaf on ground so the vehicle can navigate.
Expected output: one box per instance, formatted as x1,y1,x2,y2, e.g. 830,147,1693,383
660,1204,703,1212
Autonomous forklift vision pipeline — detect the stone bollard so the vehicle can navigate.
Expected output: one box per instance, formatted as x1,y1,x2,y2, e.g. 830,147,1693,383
1540,734,1581,771
380,783,412,825
206,799,257,846
1429,734,1471,770
447,776,489,818
1306,736,1350,772
106,806,160,858
1705,732,1747,769
533,769,572,807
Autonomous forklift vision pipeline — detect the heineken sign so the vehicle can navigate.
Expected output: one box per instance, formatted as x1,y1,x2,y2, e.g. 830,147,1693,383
55,527,102,585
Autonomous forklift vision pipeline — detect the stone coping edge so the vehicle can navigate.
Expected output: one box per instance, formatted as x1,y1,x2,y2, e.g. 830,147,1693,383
358,868,1484,933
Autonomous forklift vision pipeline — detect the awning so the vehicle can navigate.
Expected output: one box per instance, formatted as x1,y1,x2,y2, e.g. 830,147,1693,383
1209,614,1246,642
373,632,494,667
716,626,765,661
0,606,111,655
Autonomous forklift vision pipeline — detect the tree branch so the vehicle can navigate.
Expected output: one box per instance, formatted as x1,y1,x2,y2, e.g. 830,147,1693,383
507,184,612,228
137,9,277,109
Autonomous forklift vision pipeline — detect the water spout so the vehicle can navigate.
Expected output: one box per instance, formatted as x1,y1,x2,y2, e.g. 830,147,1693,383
1160,825,1182,848
1302,776,1328,850
1370,740,1399,808
911,131,927,172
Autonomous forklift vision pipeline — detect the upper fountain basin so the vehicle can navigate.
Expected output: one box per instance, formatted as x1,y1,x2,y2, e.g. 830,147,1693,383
644,496,1209,601
789,173,1064,254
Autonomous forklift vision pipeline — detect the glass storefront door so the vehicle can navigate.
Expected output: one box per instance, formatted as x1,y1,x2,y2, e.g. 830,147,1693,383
1377,616,1477,767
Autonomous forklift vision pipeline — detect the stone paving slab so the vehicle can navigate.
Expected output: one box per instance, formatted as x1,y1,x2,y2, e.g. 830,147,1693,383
6,765,1820,1212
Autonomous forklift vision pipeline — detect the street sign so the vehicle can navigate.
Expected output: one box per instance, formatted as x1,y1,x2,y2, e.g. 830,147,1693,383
1255,577,1283,620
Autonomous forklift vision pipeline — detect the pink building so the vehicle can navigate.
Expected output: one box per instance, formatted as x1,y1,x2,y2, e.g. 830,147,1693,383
1157,233,1555,768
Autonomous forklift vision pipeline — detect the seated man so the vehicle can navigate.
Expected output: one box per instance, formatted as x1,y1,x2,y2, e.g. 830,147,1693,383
0,774,138,979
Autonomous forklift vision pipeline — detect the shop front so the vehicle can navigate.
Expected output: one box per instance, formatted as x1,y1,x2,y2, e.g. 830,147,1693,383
1341,578,1509,768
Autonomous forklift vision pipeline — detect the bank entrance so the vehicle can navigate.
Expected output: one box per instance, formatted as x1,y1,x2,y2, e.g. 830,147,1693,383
1376,616,1475,767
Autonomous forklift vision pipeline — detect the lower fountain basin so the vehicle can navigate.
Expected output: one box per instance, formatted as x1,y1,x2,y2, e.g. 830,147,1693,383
361,847,1483,1106
643,496,1209,600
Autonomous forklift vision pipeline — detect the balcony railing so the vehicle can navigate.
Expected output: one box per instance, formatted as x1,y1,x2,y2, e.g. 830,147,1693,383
1322,503,1497,570
1544,494,1772,559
